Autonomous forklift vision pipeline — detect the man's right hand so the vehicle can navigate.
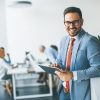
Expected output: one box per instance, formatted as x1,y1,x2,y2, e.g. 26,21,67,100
50,63,60,68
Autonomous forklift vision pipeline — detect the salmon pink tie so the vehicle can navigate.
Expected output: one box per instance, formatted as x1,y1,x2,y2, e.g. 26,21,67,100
65,38,75,92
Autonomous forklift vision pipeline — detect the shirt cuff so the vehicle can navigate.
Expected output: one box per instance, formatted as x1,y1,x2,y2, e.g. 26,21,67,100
63,82,66,88
73,71,77,80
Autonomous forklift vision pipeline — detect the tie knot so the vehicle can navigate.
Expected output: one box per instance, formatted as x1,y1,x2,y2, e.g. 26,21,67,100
70,38,75,45
71,38,75,41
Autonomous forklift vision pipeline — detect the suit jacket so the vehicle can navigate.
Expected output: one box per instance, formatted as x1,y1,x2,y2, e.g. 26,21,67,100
56,29,100,100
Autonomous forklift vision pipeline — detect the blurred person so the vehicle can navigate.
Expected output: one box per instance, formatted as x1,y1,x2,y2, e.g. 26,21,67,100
46,45,60,89
0,47,12,96
37,45,48,83
37,45,59,85
46,45,58,63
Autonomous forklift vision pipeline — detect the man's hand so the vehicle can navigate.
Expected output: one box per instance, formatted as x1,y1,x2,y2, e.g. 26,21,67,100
50,63,60,68
55,70,73,81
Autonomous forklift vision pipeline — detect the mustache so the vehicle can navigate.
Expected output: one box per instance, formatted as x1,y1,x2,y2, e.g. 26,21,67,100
70,28,78,32
70,28,77,30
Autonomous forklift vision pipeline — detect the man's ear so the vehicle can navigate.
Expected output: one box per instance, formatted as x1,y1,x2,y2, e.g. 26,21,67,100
64,21,67,27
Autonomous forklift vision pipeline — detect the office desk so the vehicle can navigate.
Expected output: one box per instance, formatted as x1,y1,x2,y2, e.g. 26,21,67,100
7,65,53,100
91,78,100,100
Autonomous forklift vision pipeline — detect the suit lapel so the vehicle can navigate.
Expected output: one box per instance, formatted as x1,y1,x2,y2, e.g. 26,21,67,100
63,36,70,69
71,30,85,70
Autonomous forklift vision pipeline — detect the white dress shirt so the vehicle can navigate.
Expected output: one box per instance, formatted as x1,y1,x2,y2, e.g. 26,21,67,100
0,58,11,80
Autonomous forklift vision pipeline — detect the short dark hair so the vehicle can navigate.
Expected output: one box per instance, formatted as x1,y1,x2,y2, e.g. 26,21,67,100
40,45,45,50
64,7,82,19
0,47,4,50
50,45,58,51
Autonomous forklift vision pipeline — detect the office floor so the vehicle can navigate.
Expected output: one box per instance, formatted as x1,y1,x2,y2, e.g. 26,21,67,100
0,83,59,100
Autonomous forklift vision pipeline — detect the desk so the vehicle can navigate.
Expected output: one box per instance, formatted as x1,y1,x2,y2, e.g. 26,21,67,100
7,65,53,100
91,78,100,100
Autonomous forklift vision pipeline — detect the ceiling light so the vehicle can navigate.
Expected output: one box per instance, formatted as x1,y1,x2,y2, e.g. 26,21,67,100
8,0,32,8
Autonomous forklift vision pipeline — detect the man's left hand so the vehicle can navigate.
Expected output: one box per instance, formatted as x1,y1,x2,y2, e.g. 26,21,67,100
55,70,73,81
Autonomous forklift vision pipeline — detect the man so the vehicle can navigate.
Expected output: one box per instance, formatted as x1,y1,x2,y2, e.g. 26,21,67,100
52,7,100,100
0,47,12,96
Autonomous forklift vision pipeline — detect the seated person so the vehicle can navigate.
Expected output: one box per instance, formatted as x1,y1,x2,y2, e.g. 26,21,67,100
37,45,59,84
36,45,48,84
0,47,12,96
46,45,58,63
27,45,59,86
24,51,33,67
45,45,60,89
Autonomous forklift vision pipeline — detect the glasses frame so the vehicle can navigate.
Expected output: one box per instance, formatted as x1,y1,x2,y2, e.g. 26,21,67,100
64,19,81,27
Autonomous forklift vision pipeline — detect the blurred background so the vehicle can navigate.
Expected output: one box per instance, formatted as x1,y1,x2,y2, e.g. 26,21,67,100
0,0,100,100
0,0,100,63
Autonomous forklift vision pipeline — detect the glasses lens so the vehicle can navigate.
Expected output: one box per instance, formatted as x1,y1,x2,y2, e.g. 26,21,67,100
64,19,81,26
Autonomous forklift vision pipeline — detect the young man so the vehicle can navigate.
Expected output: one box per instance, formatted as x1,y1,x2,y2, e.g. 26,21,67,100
51,7,100,100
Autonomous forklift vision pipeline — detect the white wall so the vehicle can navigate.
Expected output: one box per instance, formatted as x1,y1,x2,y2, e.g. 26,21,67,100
6,0,100,63
63,0,100,36
0,0,8,51
6,0,66,63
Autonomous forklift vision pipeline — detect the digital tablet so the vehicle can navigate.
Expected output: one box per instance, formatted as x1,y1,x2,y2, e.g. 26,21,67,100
38,65,62,74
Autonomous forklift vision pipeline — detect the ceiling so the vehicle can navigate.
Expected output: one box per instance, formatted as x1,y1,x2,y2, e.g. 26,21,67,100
6,0,68,9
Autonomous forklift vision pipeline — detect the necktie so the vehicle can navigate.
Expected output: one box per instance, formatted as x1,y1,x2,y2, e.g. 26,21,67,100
65,38,75,92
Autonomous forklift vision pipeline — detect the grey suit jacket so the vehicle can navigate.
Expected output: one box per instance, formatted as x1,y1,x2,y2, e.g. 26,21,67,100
56,29,100,100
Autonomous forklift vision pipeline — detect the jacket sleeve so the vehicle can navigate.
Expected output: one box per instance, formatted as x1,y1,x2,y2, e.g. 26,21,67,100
77,36,100,81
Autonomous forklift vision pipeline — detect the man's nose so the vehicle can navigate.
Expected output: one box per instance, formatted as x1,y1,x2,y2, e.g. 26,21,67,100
69,23,75,28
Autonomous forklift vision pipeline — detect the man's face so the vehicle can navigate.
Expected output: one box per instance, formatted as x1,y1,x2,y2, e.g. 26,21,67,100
0,48,5,58
39,47,45,53
64,12,83,37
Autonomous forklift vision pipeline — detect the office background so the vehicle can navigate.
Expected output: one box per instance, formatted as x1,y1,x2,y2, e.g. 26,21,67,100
0,0,100,63
0,1,100,99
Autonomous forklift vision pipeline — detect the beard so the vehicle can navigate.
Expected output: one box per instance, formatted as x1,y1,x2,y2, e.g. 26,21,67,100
68,28,80,37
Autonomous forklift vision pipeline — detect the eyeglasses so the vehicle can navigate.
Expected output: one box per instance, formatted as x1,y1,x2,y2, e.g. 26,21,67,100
64,19,81,26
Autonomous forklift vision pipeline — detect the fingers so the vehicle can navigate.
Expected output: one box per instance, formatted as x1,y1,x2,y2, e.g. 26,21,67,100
50,63,56,67
55,71,65,81
55,71,61,76
50,63,60,68
55,63,59,67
